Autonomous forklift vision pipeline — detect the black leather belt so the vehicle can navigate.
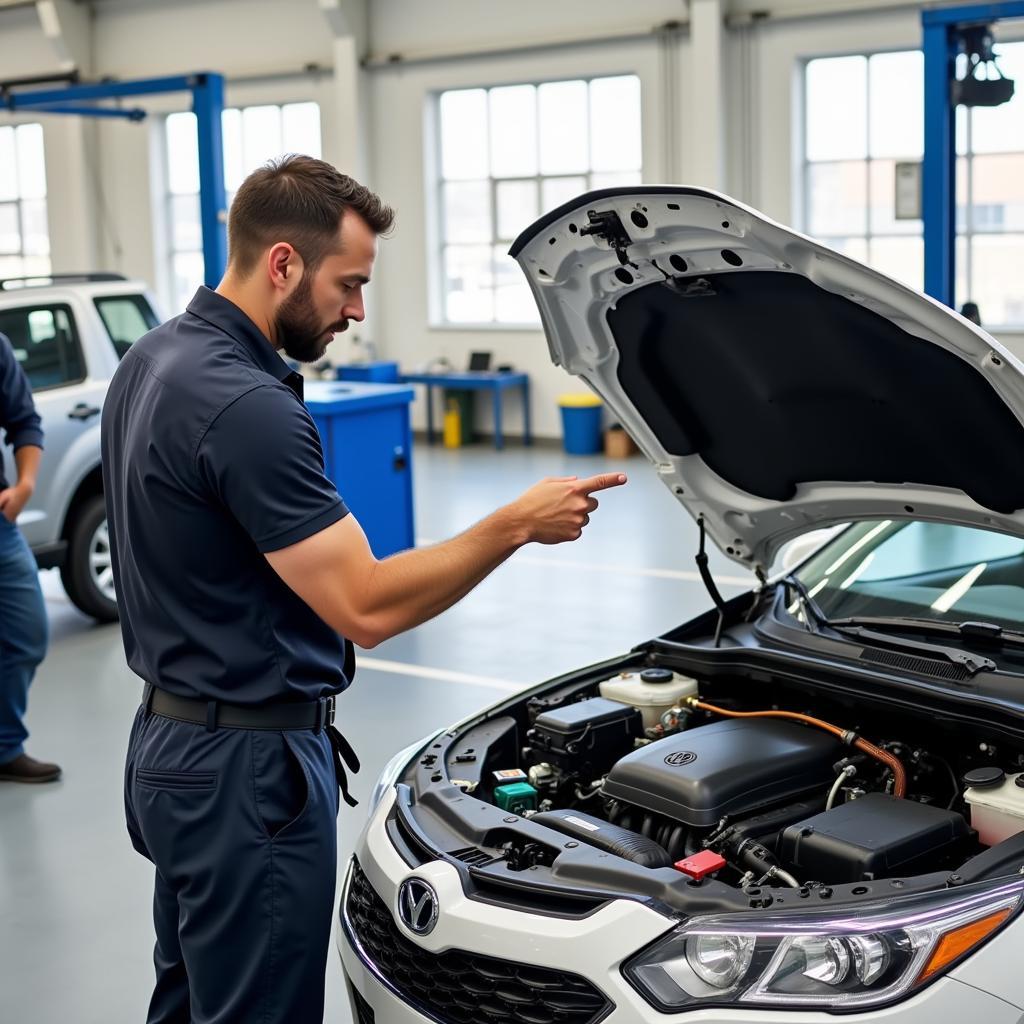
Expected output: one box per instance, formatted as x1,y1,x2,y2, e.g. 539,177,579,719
142,683,360,806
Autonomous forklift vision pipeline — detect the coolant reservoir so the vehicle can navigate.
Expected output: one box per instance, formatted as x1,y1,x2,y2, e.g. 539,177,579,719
964,767,1024,846
599,669,698,730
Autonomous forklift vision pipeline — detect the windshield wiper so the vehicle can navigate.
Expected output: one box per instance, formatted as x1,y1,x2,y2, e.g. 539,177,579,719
781,578,998,676
782,574,832,633
828,616,1024,649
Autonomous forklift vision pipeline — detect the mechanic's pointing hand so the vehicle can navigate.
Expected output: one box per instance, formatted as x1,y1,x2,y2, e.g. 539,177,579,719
508,473,628,545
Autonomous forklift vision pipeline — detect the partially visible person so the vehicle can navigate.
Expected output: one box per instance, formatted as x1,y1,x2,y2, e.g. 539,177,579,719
0,332,57,783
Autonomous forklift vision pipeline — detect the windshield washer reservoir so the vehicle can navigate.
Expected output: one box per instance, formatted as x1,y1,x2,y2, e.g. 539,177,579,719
965,770,1024,846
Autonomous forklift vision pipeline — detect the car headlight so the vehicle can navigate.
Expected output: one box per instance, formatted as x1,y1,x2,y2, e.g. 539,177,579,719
367,731,443,815
624,876,1024,1011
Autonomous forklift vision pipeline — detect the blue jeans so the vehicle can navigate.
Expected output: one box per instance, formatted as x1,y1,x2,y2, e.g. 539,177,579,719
0,516,48,763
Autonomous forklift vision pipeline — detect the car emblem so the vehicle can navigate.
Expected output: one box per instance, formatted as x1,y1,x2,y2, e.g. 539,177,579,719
398,878,439,935
664,751,698,767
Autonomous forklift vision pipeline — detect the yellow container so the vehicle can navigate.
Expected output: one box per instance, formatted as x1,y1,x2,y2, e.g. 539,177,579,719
443,398,462,448
557,393,603,408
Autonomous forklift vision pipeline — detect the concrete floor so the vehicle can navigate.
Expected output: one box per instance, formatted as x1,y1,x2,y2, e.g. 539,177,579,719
0,442,752,1024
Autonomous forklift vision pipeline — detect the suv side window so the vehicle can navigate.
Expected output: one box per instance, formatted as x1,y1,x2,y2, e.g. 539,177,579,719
94,294,159,359
0,303,85,391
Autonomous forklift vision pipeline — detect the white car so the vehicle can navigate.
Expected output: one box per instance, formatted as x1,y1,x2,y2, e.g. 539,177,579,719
0,274,161,619
337,188,1024,1023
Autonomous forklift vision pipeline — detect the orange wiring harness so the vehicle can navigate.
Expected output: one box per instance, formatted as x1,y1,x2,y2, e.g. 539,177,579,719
684,698,907,798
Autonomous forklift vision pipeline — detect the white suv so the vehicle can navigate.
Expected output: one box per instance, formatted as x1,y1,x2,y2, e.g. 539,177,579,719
0,274,161,620
339,189,1024,1023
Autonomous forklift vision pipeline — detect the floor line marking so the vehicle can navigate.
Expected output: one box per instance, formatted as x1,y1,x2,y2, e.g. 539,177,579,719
356,656,527,692
416,539,752,587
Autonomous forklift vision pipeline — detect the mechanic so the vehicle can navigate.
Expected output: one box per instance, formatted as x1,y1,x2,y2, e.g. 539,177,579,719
101,154,627,1024
0,331,58,784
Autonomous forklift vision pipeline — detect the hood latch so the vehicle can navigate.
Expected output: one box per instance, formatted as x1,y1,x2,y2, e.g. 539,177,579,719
580,209,636,267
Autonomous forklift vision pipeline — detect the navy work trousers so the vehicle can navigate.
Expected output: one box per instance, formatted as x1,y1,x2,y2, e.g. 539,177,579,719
125,705,340,1023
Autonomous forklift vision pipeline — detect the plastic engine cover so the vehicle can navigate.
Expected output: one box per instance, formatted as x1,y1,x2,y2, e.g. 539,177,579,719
602,718,842,827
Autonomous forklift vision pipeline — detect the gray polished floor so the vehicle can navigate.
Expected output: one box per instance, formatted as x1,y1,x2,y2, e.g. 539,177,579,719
0,441,752,1023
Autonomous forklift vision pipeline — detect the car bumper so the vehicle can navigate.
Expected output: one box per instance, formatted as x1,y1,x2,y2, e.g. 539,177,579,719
337,792,1024,1024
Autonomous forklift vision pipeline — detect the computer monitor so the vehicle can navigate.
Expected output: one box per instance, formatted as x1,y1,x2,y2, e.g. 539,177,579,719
468,351,492,371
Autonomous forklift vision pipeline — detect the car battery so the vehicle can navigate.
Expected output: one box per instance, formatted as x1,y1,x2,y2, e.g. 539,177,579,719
527,697,642,773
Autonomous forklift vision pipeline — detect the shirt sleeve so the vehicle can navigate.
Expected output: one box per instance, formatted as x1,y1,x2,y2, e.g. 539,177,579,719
196,383,348,553
0,333,44,452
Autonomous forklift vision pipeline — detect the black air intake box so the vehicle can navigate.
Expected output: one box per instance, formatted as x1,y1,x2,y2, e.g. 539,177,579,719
602,718,841,827
780,792,972,882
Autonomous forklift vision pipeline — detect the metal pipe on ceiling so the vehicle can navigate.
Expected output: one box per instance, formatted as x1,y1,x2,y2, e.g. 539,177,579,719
362,20,689,71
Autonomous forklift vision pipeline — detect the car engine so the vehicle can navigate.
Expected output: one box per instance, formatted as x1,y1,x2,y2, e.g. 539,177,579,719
448,668,1015,890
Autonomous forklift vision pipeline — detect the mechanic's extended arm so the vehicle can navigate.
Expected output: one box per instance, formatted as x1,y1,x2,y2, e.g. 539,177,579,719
266,473,626,649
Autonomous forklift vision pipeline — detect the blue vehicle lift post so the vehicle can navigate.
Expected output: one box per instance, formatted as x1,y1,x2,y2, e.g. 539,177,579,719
2,73,227,286
922,3,1024,307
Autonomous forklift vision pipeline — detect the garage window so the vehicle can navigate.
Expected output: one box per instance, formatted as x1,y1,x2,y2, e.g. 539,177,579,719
433,75,642,326
803,51,924,293
0,123,50,282
164,102,323,313
804,43,1024,327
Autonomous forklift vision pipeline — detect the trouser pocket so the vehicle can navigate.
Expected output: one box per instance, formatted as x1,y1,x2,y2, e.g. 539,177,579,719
251,731,310,839
135,768,218,791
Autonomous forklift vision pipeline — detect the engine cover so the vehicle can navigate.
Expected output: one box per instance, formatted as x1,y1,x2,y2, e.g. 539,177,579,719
602,718,842,827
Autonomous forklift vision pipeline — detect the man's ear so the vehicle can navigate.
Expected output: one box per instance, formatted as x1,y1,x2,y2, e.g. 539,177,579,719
267,243,302,292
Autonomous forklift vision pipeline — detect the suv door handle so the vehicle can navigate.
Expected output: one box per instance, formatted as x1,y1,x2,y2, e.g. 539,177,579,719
68,404,101,421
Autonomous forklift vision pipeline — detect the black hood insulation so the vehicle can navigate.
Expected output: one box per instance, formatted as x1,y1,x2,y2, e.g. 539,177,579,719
608,271,1024,514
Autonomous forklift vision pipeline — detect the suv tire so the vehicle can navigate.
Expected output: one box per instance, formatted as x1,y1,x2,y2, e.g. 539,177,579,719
61,494,118,622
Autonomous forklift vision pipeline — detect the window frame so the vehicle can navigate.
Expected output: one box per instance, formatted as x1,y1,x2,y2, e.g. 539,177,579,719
431,74,643,331
162,100,324,314
0,122,51,281
799,49,924,292
0,301,86,393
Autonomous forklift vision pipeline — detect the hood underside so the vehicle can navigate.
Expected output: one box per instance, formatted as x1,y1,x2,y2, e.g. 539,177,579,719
511,187,1024,573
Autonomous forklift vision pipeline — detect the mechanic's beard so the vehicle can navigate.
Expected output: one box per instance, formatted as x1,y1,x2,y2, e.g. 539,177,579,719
275,276,344,364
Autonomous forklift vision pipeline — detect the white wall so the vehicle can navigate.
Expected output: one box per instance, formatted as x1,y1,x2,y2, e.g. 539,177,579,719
2,0,1022,426
368,33,682,438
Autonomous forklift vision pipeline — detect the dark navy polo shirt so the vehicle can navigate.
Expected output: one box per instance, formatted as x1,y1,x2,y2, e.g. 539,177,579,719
101,287,351,705
0,332,44,490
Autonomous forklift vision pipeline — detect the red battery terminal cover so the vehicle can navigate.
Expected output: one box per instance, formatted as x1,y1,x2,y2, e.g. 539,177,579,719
674,850,727,879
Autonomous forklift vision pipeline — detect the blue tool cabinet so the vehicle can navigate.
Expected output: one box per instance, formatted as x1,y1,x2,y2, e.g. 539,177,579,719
335,361,400,383
304,381,415,558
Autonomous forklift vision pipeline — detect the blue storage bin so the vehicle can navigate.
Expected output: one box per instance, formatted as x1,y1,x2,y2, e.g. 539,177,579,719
558,394,603,455
336,361,399,383
305,382,415,558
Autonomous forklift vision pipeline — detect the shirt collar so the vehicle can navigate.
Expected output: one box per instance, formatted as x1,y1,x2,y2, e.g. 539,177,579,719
185,286,304,399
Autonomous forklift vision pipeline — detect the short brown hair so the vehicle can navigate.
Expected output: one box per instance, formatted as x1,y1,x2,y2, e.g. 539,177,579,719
227,155,394,276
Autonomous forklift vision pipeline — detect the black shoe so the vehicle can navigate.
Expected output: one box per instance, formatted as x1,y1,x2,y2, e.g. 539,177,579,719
0,753,62,783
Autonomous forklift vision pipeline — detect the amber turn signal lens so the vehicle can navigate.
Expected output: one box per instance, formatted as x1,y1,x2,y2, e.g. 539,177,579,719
918,909,1012,982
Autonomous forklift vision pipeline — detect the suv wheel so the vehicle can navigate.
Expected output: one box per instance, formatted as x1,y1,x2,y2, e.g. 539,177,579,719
61,495,118,622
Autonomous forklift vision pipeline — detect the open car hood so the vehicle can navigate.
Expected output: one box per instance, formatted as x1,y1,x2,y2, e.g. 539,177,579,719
510,186,1024,575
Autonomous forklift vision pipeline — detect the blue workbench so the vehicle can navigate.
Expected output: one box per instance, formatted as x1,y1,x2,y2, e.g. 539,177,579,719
304,381,415,558
399,371,531,450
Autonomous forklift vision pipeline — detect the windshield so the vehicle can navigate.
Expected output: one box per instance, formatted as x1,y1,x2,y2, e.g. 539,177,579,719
794,520,1024,632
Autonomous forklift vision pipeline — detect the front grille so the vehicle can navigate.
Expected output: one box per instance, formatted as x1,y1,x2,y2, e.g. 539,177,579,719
345,860,611,1024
